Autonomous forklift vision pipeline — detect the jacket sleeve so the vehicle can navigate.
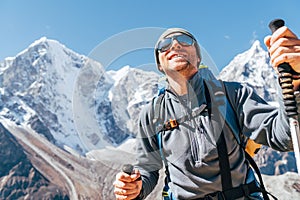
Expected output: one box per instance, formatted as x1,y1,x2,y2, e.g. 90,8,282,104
134,101,163,199
225,82,293,151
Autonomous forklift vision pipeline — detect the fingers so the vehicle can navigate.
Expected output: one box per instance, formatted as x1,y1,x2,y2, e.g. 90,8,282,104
269,26,298,46
114,170,142,200
116,172,132,182
264,26,300,72
267,38,300,73
265,26,298,51
115,170,141,182
272,53,300,73
268,37,300,57
114,179,142,200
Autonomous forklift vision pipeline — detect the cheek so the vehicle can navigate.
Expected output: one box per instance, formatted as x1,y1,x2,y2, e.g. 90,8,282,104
188,52,199,65
159,53,167,63
158,54,169,69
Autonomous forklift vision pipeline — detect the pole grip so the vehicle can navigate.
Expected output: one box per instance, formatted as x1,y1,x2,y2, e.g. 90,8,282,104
269,19,300,175
122,164,142,181
122,164,134,175
268,19,293,73
269,19,298,117
268,19,285,33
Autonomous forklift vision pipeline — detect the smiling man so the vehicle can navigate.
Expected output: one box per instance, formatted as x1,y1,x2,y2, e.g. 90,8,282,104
113,27,300,200
156,29,200,95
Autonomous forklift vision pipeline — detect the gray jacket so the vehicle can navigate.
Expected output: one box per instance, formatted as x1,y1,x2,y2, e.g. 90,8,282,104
135,71,293,199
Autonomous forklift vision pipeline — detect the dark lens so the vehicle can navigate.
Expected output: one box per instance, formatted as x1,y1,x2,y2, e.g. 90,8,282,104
157,34,194,52
157,38,172,52
176,35,194,46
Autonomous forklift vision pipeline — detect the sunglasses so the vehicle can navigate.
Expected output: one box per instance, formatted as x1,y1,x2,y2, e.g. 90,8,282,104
156,34,195,53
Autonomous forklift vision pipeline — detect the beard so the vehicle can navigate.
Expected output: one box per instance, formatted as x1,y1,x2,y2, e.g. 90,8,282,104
167,60,198,79
169,56,192,70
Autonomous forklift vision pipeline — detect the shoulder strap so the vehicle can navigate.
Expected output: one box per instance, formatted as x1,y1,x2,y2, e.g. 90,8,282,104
152,89,172,193
203,79,241,144
151,88,168,167
204,79,274,199
203,79,234,190
153,88,165,124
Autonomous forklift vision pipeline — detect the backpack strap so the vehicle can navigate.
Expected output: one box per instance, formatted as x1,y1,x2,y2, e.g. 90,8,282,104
152,90,174,199
153,87,166,124
203,80,233,191
152,88,168,166
204,79,275,200
217,131,233,190
203,79,241,144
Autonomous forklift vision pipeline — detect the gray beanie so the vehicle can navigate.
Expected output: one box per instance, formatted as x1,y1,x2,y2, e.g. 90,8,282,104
154,28,201,72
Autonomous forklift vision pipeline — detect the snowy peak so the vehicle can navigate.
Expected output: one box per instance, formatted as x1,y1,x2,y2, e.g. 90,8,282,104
0,38,96,153
218,40,278,101
29,36,54,48
27,36,81,58
249,40,263,53
0,37,87,101
108,65,131,87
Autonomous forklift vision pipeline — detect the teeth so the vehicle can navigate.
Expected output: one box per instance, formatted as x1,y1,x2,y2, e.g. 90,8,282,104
169,54,184,59
174,54,183,58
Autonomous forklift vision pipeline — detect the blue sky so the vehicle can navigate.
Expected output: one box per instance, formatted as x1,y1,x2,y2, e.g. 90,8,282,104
1,0,300,73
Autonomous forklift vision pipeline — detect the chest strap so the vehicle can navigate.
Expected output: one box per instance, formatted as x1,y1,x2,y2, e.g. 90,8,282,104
155,104,207,132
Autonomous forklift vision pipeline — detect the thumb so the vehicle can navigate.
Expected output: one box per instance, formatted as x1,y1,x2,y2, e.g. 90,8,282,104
264,35,272,49
132,169,142,181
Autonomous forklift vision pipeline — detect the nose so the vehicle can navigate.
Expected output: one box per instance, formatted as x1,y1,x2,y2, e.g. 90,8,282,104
170,39,182,50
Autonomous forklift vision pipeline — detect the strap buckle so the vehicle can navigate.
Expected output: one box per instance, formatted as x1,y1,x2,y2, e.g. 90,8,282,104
164,119,178,130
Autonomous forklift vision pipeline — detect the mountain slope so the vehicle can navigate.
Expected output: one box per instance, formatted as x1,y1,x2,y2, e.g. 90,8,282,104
0,121,69,199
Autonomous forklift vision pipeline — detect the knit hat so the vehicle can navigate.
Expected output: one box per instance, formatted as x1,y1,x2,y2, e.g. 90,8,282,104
154,28,201,72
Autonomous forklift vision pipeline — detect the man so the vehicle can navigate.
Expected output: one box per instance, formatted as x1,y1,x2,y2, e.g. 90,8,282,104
113,25,300,199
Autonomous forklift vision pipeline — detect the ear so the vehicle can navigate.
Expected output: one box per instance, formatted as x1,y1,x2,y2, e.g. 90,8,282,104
158,64,164,72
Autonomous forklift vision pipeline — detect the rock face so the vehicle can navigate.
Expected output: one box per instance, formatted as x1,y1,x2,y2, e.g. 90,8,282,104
0,123,69,199
0,38,299,199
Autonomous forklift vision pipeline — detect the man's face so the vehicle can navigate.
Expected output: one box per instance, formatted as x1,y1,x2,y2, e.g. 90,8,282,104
157,33,200,78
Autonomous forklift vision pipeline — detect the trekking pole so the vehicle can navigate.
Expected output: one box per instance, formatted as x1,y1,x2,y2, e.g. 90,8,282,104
269,19,300,174
122,164,142,180
122,164,134,175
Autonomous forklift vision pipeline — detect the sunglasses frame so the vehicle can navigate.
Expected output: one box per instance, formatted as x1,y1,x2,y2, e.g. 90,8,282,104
157,34,195,53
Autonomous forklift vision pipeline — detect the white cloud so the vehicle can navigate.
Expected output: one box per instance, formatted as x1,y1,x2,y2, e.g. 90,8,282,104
224,35,230,40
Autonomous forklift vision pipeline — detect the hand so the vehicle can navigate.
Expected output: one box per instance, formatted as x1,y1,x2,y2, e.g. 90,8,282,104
264,26,300,73
113,169,142,200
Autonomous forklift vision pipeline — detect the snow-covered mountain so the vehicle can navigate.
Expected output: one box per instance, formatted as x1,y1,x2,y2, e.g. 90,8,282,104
0,37,160,154
107,66,160,133
218,40,278,102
